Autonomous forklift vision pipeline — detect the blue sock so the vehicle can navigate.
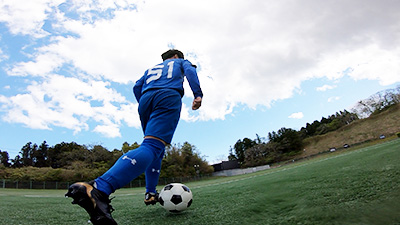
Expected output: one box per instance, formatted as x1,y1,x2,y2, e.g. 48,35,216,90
145,151,164,193
95,138,165,195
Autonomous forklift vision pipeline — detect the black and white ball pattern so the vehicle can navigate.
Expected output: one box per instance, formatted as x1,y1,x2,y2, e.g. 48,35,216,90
159,183,193,212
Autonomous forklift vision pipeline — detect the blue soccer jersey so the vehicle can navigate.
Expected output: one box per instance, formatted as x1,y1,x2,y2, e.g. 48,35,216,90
133,58,203,101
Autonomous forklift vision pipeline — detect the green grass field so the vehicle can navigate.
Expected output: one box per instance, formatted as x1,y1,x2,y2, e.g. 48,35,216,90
1,139,399,225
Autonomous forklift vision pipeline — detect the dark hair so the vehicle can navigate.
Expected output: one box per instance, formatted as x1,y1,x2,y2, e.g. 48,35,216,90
161,49,184,61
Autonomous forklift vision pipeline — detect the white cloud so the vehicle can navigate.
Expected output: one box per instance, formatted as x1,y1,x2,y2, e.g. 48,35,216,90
316,84,336,92
8,52,65,77
93,124,121,138
0,75,140,137
309,44,400,85
180,102,199,122
0,48,8,62
288,112,304,119
327,96,341,103
2,0,400,135
0,0,63,38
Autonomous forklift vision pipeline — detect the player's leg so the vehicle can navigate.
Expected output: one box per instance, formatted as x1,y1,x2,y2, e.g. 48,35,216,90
140,89,182,205
144,151,164,205
94,138,165,195
65,138,164,224
92,89,176,195
145,151,164,193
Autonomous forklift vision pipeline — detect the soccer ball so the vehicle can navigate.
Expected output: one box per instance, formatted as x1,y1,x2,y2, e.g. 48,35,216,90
159,183,193,212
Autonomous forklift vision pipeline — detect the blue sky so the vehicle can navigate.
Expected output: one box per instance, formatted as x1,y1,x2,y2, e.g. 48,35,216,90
1,0,400,164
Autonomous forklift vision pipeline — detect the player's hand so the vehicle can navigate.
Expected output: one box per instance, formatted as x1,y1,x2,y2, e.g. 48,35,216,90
192,97,202,110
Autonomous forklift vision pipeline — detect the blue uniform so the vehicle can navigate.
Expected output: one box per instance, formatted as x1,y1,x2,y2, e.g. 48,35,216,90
133,58,202,143
95,57,203,195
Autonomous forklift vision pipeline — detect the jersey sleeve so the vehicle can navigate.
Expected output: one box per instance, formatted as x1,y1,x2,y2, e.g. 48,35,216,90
183,60,203,98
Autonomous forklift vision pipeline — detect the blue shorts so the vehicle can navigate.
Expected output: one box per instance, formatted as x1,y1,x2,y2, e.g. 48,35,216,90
138,89,182,144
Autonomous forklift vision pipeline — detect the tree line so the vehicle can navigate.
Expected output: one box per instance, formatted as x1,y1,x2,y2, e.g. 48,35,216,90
0,141,213,182
228,86,400,168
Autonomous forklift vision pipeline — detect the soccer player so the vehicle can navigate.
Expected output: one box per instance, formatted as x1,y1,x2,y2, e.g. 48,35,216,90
65,49,203,224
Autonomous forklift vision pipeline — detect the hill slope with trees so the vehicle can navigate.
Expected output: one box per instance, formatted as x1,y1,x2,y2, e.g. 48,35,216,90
300,102,400,158
228,86,400,167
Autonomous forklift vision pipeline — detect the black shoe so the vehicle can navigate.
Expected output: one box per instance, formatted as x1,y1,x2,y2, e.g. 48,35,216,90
144,192,159,205
65,181,117,225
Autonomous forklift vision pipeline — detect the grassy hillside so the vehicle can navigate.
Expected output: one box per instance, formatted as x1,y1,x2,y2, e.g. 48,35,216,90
299,103,400,158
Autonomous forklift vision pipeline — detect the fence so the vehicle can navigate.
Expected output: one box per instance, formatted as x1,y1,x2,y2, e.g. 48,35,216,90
1,174,212,190
213,164,271,177
1,180,72,189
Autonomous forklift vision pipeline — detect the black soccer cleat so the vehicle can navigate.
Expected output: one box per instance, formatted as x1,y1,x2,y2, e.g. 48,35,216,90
65,181,117,225
144,192,159,205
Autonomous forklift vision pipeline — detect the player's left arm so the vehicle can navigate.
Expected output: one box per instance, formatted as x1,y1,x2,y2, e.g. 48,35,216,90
183,60,203,110
192,96,202,110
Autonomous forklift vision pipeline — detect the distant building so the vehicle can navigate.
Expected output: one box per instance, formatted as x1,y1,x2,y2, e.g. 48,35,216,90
212,160,240,172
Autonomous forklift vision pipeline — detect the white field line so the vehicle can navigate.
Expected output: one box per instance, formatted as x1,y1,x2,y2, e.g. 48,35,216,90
24,195,58,198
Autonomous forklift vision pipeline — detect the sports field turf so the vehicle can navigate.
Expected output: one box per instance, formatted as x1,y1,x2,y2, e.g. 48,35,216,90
1,139,399,224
